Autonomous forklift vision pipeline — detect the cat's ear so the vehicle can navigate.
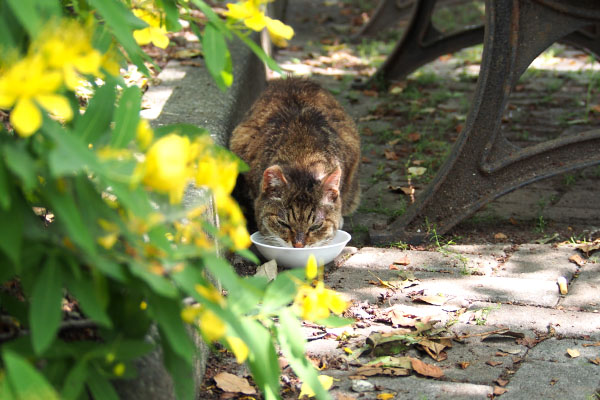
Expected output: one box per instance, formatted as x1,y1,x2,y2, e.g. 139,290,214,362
321,167,341,204
262,165,288,193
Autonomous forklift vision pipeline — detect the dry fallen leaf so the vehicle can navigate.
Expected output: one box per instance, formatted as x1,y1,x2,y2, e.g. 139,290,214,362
377,393,396,400
589,357,600,365
569,254,586,266
384,150,399,160
495,378,509,387
173,48,202,59
412,294,447,306
407,132,421,142
393,255,411,266
486,360,503,367
361,156,372,163
566,348,580,358
582,341,600,347
407,166,426,176
493,386,508,395
494,232,508,240
388,309,417,327
214,372,256,395
458,361,470,369
410,357,444,378
576,239,600,254
336,394,357,400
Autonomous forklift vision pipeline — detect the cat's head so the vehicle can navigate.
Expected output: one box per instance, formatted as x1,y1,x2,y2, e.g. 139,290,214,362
255,165,342,248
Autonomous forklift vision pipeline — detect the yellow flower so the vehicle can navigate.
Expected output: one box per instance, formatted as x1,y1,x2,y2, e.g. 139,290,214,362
225,0,294,47
181,304,202,324
226,336,249,364
97,232,119,250
0,55,72,137
225,223,251,250
136,119,154,150
199,309,226,342
36,19,104,90
196,156,239,200
142,134,195,203
294,281,347,322
133,9,170,49
195,284,226,306
299,375,334,398
305,254,318,280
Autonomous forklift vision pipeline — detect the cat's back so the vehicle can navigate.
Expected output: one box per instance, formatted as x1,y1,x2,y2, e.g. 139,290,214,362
229,77,358,166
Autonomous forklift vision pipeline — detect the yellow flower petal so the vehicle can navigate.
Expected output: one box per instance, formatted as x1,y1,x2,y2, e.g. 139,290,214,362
265,17,294,40
133,29,153,46
36,94,73,121
143,133,193,204
306,254,317,280
74,50,102,75
299,375,334,398
11,97,42,137
97,232,119,250
244,12,267,31
199,309,226,342
150,28,170,49
136,119,154,150
225,2,256,20
226,336,249,364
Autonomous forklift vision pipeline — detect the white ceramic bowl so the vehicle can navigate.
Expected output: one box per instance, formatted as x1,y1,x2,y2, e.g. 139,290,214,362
250,230,351,268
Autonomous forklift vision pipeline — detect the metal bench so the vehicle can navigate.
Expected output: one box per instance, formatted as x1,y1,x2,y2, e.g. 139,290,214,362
361,0,600,244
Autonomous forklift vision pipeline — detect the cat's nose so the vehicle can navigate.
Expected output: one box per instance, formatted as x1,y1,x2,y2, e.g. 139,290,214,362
293,232,305,248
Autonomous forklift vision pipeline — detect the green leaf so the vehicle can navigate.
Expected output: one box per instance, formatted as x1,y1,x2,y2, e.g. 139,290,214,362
277,309,331,400
261,272,298,313
75,82,116,144
112,340,155,361
0,156,11,210
236,318,281,399
203,23,227,78
235,248,259,264
162,339,195,400
45,183,97,256
61,361,88,400
2,143,37,191
130,262,178,298
87,367,119,400
315,314,354,328
234,30,284,75
30,255,63,355
110,85,142,148
44,119,103,178
4,0,42,37
0,197,23,265
189,0,231,36
3,349,61,400
87,0,149,75
158,0,182,32
150,294,195,364
65,272,112,328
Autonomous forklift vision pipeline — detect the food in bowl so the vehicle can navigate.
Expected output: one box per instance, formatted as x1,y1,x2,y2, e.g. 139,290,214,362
250,230,351,269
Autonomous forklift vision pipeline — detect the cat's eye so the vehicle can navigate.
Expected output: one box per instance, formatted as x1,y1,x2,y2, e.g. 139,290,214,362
308,223,323,232
277,220,291,229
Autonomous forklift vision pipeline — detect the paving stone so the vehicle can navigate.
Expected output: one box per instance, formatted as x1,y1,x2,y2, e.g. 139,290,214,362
481,303,600,340
559,261,600,312
497,244,579,281
502,338,600,400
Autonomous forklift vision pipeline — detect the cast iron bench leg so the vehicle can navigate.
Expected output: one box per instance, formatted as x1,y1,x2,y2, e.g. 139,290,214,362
370,0,600,244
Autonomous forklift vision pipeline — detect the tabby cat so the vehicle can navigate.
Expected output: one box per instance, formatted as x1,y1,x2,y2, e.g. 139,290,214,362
229,77,360,248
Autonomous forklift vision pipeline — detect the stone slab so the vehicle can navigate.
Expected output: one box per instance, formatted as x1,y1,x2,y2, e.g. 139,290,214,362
502,338,600,400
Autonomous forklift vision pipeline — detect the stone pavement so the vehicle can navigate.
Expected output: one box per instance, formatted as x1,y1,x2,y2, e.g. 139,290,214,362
311,244,600,399
137,0,600,398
